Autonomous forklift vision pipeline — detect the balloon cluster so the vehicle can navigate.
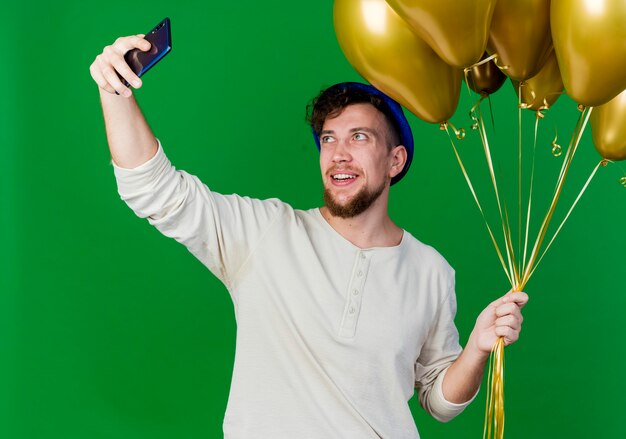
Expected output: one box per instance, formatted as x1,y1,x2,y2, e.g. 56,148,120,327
334,0,626,161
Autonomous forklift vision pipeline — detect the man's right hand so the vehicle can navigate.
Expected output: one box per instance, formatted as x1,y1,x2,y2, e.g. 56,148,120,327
89,35,152,98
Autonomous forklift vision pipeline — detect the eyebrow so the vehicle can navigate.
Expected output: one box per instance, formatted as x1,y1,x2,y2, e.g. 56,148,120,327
320,127,378,136
349,127,377,135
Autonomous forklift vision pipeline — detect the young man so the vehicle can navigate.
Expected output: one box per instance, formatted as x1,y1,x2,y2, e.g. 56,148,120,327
90,35,527,438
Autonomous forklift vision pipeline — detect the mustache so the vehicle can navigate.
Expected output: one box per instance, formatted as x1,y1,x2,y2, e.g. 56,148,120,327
326,165,361,176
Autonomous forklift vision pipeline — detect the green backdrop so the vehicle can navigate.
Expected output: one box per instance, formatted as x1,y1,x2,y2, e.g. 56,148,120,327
2,1,625,438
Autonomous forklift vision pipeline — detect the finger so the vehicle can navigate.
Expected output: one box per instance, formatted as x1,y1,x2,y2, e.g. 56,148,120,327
134,35,151,52
111,55,142,89
102,66,132,97
107,36,150,89
502,291,529,308
92,55,120,94
94,55,129,95
495,302,522,318
89,63,116,94
495,314,521,331
113,35,151,54
495,326,519,345
488,296,504,308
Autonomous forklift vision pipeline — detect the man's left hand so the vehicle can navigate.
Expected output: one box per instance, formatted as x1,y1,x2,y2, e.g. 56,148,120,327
468,291,529,355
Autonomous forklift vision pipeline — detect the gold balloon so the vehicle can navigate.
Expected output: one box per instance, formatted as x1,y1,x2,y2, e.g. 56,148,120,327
334,0,461,123
466,53,507,96
386,0,496,68
551,0,626,107
513,50,564,111
591,90,626,161
487,0,553,81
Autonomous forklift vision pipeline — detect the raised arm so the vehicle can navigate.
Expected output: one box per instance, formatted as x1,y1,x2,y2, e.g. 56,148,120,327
89,34,158,168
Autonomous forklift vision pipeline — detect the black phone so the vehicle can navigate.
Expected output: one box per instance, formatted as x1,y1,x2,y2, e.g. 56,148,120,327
121,17,172,87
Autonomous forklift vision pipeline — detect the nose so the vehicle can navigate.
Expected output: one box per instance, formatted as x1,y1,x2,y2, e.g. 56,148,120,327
332,138,352,163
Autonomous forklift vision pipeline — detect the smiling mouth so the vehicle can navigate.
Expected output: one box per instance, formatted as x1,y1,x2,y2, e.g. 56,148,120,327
332,173,356,181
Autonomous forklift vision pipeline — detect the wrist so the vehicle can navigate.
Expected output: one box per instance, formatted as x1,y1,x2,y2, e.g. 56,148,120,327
465,331,491,364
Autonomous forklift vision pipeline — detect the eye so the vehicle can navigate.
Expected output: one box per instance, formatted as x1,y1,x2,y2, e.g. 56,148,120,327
321,135,335,144
353,132,368,141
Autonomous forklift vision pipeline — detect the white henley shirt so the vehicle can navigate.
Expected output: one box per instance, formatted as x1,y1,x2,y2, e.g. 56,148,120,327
113,142,474,438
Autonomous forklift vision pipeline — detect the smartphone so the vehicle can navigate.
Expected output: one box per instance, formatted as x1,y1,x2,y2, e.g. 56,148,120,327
121,17,172,87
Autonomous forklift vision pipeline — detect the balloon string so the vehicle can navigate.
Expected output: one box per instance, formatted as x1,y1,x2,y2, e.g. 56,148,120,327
483,337,505,439
467,53,510,72
463,70,475,98
443,121,466,140
524,109,585,281
518,83,523,278
540,91,566,112
492,55,510,73
483,342,494,439
551,128,563,157
502,202,519,289
526,159,605,280
483,107,593,439
470,94,496,131
521,106,593,288
443,124,513,285
554,105,586,186
522,107,590,287
521,111,542,275
517,81,535,110
468,53,499,70
517,84,565,113
472,101,519,286
470,101,481,130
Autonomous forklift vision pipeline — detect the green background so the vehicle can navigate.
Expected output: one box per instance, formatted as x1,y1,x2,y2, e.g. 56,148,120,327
2,1,625,438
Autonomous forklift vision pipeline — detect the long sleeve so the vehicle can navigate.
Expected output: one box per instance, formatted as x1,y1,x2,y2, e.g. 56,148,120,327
112,141,283,290
414,279,476,422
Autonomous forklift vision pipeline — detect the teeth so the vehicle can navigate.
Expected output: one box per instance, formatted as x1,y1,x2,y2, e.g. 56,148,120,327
333,174,355,180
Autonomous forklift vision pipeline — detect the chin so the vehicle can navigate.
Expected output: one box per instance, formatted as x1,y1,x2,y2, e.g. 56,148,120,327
323,182,385,219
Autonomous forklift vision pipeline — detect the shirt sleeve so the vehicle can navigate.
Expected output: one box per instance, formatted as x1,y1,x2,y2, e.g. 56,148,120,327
112,140,283,289
414,277,477,422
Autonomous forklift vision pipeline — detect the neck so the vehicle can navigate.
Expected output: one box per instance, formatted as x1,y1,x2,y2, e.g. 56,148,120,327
320,201,403,249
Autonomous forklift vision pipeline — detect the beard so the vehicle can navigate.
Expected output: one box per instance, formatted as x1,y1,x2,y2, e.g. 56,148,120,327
323,179,387,219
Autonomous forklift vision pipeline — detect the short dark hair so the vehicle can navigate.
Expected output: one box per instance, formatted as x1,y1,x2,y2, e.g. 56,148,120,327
306,84,401,149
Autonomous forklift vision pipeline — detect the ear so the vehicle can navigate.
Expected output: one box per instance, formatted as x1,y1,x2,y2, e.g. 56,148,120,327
388,145,408,179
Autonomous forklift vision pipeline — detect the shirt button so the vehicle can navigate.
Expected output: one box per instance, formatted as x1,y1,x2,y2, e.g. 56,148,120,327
349,306,355,314
357,270,363,277
361,254,366,260
353,289,359,296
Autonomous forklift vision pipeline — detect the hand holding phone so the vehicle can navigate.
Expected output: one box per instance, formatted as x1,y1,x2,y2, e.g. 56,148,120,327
121,18,172,87
89,18,172,96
